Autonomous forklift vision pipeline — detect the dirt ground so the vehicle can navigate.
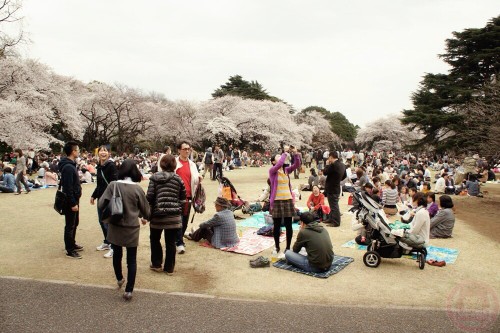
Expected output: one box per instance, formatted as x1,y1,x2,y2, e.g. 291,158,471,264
1,166,499,310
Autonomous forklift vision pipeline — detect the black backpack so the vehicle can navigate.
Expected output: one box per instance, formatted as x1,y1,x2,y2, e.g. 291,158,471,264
205,152,213,164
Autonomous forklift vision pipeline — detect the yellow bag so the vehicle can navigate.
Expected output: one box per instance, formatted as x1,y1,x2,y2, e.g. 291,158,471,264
222,186,232,200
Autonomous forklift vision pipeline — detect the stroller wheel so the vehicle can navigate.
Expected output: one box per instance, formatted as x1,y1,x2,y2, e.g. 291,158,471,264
418,253,425,270
363,251,381,268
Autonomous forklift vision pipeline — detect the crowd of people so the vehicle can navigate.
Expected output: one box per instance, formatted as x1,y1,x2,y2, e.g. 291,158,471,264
1,143,498,300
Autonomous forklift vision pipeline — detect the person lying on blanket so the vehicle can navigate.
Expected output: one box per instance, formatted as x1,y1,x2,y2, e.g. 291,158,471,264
284,212,334,273
185,197,239,248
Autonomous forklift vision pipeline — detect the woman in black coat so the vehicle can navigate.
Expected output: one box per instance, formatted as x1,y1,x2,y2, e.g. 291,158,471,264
91,146,118,258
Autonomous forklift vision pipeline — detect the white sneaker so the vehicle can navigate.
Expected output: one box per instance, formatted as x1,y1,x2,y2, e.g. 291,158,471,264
96,243,110,251
103,249,113,258
278,251,286,259
176,245,186,254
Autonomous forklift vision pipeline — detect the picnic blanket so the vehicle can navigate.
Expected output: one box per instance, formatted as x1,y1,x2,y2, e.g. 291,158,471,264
218,228,285,256
272,255,354,278
341,240,459,264
238,212,300,230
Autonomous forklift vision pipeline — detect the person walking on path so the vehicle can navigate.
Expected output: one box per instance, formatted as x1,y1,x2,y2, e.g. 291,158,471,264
268,146,301,258
13,148,31,195
212,145,224,181
98,159,150,301
58,142,83,259
323,151,346,227
201,147,214,179
90,146,118,258
174,141,202,254
147,154,186,274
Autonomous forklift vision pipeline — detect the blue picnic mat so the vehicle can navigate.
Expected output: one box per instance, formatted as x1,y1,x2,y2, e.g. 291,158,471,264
419,245,459,264
238,212,300,230
272,255,354,278
341,240,459,264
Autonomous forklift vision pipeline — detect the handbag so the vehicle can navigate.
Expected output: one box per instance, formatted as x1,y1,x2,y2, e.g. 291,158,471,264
300,166,306,173
221,186,232,200
105,182,124,223
54,183,67,215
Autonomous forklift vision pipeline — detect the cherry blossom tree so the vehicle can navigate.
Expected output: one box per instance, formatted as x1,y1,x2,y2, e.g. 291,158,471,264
0,0,24,58
355,114,421,151
295,110,342,148
0,57,83,150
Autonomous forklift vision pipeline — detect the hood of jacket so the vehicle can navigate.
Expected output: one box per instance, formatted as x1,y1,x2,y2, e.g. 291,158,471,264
152,171,176,184
58,157,76,171
305,221,324,233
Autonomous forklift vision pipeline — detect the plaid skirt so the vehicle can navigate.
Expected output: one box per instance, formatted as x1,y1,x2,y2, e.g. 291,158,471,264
271,199,295,218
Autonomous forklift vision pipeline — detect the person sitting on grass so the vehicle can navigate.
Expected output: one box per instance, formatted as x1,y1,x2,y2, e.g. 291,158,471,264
465,174,480,197
0,167,16,193
430,195,455,239
186,197,239,249
306,185,328,220
426,192,438,218
284,212,334,273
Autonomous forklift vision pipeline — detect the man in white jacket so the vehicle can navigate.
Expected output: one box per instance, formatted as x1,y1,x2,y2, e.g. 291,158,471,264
175,141,202,254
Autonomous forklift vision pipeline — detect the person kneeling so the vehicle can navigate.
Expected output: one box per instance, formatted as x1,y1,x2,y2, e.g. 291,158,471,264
284,212,334,273
187,197,239,248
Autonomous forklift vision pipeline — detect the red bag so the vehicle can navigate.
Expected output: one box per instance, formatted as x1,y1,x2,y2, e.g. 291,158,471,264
348,195,353,205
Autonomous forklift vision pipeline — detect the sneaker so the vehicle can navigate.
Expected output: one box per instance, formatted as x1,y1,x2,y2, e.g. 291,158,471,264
96,243,110,251
278,251,286,260
176,245,185,254
250,257,270,268
74,244,84,252
150,265,162,272
117,279,125,289
103,249,113,258
250,256,265,264
123,292,133,301
66,251,82,259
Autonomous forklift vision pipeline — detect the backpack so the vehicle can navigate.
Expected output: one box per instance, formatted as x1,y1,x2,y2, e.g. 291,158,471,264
205,152,213,164
192,183,206,214
257,225,273,237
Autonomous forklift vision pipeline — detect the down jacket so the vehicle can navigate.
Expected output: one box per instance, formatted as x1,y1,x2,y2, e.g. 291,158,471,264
147,171,186,219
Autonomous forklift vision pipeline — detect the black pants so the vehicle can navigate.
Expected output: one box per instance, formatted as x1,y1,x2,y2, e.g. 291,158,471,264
150,228,178,273
190,227,214,243
64,204,79,252
273,217,293,252
111,245,137,293
212,163,223,180
327,193,341,226
176,201,191,247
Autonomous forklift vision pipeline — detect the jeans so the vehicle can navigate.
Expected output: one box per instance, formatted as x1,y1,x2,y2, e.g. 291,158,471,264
97,205,109,244
111,245,137,293
285,251,331,273
327,193,341,226
176,201,191,247
64,204,79,252
150,228,178,273
273,217,293,252
0,186,14,193
212,163,223,180
15,173,30,193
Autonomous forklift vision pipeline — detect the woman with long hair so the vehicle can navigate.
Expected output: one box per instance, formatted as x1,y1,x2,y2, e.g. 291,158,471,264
98,159,150,301
91,146,118,258
268,146,301,258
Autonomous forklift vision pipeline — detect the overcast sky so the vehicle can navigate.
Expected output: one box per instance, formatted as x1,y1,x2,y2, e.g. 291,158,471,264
20,0,499,127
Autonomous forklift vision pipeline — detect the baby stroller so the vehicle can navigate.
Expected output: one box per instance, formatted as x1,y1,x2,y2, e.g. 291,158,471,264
217,176,248,214
353,191,427,269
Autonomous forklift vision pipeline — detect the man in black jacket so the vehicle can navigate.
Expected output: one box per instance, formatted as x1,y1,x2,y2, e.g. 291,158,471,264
58,141,83,259
323,151,346,227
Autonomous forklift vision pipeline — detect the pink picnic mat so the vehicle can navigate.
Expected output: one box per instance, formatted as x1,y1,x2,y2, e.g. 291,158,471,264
220,228,285,255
